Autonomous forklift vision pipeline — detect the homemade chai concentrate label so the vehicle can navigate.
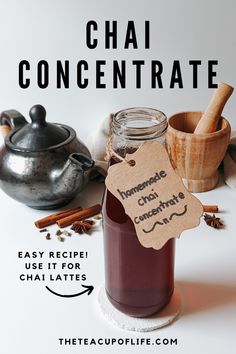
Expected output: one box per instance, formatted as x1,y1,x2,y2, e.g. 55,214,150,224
105,141,203,250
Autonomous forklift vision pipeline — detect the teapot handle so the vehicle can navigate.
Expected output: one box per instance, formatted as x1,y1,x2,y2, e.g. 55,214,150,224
0,109,28,137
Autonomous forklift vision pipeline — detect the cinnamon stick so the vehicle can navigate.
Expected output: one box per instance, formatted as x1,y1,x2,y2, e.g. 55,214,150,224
35,206,82,228
57,204,101,228
203,205,219,213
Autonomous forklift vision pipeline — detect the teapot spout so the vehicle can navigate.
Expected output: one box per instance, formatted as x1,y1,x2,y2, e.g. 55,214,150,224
54,153,94,197
69,153,94,172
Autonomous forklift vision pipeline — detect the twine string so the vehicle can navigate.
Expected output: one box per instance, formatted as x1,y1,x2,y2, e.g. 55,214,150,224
105,135,134,166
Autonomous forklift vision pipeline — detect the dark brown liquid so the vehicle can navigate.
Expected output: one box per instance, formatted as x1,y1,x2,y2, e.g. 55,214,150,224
103,165,175,317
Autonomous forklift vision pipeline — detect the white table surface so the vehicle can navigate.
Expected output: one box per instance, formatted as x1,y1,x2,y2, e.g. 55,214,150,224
0,175,235,354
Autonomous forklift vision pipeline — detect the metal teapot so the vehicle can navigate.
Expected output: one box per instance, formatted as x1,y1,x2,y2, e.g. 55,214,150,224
0,104,94,209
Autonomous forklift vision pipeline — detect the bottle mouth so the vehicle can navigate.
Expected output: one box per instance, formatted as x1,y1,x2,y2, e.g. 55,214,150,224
113,107,167,140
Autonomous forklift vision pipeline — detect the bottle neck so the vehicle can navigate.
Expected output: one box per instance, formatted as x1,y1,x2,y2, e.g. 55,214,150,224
112,107,167,158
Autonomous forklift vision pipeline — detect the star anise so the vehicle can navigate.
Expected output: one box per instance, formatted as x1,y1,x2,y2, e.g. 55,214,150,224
71,220,94,234
203,213,224,229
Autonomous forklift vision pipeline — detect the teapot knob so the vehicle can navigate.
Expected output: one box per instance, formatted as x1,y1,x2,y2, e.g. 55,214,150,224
29,105,46,127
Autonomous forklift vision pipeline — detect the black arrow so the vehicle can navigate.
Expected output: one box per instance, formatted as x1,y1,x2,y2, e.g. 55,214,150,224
45,285,94,298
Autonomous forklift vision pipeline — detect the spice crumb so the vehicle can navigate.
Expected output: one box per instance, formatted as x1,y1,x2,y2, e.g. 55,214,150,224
93,214,102,220
40,228,48,233
57,235,65,242
63,230,72,237
45,233,51,240
56,229,63,236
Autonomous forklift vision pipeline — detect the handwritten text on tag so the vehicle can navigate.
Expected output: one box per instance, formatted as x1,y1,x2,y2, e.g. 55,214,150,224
105,142,203,250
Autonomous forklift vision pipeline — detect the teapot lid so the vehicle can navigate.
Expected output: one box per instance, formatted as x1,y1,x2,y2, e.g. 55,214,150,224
11,105,69,150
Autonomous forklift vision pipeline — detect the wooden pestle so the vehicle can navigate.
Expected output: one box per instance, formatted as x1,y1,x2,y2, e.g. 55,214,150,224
194,82,234,134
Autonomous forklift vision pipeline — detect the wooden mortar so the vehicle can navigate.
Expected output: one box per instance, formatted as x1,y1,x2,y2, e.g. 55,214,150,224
166,82,233,193
166,112,231,192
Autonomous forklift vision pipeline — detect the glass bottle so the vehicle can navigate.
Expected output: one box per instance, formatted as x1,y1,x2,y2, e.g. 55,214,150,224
102,107,175,318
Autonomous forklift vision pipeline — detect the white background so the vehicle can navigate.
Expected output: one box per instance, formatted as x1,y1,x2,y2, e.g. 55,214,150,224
0,1,236,354
0,0,235,137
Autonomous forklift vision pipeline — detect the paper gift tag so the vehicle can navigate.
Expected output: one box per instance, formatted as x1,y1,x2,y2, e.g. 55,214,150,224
105,141,203,250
